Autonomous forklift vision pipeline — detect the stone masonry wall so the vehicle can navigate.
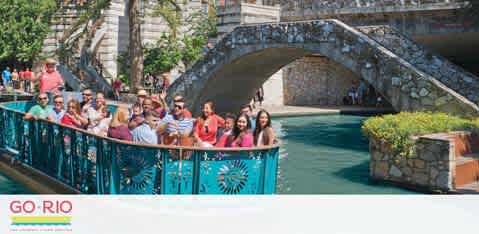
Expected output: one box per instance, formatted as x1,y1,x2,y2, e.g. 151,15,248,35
360,25,479,105
283,56,359,105
370,134,455,192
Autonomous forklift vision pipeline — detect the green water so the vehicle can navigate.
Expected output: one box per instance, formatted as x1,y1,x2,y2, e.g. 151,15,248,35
274,115,416,194
0,114,415,194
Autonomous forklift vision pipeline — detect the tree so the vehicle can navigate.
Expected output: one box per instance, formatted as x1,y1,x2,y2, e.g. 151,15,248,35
0,0,57,68
128,0,144,92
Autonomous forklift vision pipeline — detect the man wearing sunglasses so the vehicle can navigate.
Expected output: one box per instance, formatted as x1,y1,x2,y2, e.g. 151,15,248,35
47,95,66,122
158,101,193,146
80,89,94,113
24,93,53,120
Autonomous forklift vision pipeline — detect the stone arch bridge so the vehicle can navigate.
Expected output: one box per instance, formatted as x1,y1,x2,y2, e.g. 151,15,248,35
167,19,479,117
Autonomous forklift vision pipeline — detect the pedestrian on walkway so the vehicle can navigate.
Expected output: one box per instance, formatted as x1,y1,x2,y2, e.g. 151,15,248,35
11,69,19,90
2,67,11,88
22,68,34,93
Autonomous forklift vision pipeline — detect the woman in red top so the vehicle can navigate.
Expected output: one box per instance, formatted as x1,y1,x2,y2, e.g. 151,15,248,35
61,99,88,128
194,101,224,147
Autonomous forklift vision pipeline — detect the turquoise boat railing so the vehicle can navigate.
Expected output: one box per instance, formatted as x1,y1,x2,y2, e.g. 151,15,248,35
0,101,279,194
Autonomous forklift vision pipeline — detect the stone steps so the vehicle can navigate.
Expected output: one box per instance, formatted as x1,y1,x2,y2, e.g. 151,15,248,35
455,153,479,187
455,181,479,194
359,25,479,105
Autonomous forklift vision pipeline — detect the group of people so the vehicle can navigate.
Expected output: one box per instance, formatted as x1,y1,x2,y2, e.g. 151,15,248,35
24,88,276,149
344,80,383,107
1,59,64,94
1,67,36,92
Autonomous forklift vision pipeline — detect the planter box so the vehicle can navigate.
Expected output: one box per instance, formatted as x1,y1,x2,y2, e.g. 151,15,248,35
370,131,479,193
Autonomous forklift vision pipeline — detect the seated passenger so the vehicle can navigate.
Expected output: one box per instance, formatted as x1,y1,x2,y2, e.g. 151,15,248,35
61,99,88,128
24,93,52,120
225,113,253,148
131,110,161,144
86,92,108,133
128,97,154,130
47,94,65,122
172,94,192,119
158,101,193,146
128,89,148,117
92,108,111,136
108,108,132,141
241,104,256,130
193,101,223,147
215,113,236,147
151,91,168,118
253,110,276,146
80,89,94,114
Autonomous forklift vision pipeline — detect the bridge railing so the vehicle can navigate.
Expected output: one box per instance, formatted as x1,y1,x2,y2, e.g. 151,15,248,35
0,101,279,194
281,0,463,12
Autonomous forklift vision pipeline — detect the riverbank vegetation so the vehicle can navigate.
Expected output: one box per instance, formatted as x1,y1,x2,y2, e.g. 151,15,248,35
362,112,479,157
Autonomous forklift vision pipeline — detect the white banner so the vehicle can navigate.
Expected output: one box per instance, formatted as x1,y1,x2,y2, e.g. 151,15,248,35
0,195,477,234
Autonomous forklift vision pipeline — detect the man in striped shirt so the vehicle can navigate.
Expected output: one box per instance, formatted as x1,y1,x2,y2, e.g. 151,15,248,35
158,101,193,145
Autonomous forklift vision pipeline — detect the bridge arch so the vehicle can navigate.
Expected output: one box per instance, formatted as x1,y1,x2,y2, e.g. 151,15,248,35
168,19,479,117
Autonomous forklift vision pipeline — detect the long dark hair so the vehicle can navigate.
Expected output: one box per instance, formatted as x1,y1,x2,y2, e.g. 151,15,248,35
198,101,215,124
254,109,272,145
226,113,251,147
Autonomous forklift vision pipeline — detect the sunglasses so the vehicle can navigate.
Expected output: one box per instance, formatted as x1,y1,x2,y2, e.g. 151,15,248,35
38,97,48,100
82,93,92,96
174,105,184,109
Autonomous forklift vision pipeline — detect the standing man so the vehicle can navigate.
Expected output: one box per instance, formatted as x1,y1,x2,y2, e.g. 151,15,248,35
33,59,64,100
112,78,122,101
357,80,367,106
2,67,11,88
22,68,34,93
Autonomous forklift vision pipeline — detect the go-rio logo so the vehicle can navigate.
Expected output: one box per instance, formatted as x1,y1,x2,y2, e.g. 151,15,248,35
9,200,73,226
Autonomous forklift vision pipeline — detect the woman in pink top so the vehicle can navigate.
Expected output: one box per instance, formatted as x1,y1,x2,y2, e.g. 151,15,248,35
225,113,254,148
34,59,64,94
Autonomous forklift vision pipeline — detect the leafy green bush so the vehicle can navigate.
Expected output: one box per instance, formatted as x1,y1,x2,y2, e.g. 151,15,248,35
362,112,479,157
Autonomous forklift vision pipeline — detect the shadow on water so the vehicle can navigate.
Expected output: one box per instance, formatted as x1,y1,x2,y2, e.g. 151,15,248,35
279,120,370,153
333,160,371,185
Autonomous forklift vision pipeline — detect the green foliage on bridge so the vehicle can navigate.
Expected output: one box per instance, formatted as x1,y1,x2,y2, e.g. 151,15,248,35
0,0,57,67
362,112,479,157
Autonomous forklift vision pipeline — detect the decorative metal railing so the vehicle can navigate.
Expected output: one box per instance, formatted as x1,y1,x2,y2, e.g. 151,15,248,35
0,101,279,194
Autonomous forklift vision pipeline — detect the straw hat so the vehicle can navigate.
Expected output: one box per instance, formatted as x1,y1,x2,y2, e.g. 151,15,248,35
45,58,57,65
136,89,148,97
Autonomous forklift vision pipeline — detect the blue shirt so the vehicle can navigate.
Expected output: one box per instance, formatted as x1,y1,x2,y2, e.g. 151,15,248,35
47,108,66,122
160,114,193,134
131,123,158,144
2,70,11,81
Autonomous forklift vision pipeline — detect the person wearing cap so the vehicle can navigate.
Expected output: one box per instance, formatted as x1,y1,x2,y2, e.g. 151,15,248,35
128,97,155,130
2,67,11,88
33,58,64,97
129,89,148,117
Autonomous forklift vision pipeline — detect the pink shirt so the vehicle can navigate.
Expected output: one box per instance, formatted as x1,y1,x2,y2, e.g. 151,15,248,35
39,71,64,93
230,132,254,148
